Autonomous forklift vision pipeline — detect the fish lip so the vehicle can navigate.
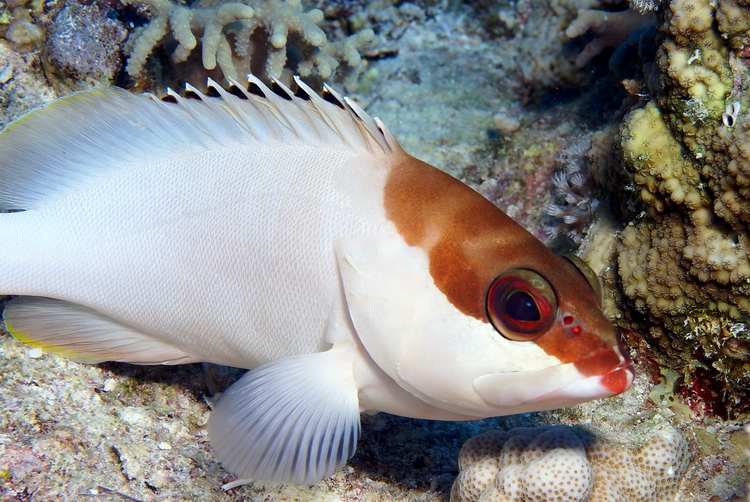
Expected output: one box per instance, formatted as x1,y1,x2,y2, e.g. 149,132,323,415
472,355,635,413
536,359,635,403
571,343,634,392
600,359,635,395
473,363,604,410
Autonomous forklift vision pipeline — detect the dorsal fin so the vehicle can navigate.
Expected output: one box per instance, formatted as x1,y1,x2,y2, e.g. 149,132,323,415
0,77,397,210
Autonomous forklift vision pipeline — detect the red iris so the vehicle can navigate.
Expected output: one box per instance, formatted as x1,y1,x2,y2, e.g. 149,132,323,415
486,271,556,341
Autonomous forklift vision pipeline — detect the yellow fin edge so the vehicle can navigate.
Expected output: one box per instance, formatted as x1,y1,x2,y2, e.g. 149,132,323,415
5,317,99,362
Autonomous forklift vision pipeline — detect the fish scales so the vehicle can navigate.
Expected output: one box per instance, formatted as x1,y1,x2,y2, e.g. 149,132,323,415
0,76,634,484
0,83,387,368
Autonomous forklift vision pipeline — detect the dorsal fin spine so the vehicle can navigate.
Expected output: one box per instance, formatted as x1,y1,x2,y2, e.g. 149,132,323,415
0,76,398,210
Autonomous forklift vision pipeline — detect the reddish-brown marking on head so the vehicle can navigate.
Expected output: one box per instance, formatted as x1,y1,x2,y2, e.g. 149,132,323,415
383,155,546,321
383,153,632,389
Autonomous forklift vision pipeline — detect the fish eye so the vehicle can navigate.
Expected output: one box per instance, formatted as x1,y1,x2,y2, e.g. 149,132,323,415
486,269,557,341
562,253,603,306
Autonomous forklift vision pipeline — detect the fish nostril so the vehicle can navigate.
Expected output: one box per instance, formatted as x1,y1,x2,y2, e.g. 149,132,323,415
563,315,574,325
570,325,582,336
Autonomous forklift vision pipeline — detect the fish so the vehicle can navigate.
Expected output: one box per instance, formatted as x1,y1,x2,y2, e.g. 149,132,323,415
0,76,634,484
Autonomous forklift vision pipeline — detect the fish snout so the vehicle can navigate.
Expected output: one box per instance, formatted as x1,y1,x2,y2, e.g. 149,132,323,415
573,344,635,396
601,359,635,395
472,343,634,415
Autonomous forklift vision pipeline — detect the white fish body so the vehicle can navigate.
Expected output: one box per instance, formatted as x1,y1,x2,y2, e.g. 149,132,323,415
0,77,633,483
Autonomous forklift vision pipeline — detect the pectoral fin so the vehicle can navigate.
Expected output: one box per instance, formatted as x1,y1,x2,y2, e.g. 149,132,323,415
207,345,361,484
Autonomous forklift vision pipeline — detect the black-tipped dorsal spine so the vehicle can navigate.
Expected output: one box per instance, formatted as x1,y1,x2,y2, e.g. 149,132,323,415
322,89,345,109
343,97,367,123
247,81,266,98
227,84,248,100
270,81,293,101
205,84,221,98
293,84,312,101
184,89,203,101
161,94,179,104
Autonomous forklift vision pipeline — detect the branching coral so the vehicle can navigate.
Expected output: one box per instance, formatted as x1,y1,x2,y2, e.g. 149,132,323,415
477,0,607,102
122,0,254,78
450,425,690,502
123,0,373,89
566,8,655,67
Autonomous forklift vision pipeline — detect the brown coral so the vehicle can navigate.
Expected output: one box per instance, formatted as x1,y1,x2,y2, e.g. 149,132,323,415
450,425,690,502
608,0,750,415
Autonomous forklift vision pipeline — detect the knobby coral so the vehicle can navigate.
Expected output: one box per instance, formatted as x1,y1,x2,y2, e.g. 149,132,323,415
123,0,373,89
450,425,690,502
598,0,750,416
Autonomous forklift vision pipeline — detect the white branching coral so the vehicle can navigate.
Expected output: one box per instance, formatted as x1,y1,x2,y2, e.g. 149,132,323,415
123,0,373,89
566,8,655,67
451,425,690,502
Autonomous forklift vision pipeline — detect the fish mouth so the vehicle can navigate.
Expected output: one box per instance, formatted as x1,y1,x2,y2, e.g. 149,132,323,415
539,359,635,402
571,345,635,396
600,360,635,394
473,355,635,414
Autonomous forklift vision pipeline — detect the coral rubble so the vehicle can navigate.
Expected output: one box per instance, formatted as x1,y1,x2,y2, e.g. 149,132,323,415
0,0,45,54
122,0,374,89
450,425,690,502
42,2,127,92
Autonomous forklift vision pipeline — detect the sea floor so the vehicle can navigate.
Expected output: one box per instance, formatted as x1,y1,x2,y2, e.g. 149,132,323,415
0,2,748,501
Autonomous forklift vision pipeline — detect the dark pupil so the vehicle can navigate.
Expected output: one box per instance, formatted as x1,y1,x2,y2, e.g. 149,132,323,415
505,291,540,322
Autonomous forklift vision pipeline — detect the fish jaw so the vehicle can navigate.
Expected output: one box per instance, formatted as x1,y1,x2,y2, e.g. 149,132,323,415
471,326,635,415
570,343,635,396
472,350,634,414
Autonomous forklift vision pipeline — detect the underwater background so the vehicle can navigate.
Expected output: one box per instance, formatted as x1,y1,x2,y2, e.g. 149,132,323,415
0,0,748,500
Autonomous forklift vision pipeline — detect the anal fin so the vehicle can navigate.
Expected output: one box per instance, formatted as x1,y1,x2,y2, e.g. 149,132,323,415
207,345,361,484
3,296,198,365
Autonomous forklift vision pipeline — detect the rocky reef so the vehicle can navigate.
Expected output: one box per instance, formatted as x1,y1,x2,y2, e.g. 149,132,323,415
0,0,45,54
576,0,750,418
